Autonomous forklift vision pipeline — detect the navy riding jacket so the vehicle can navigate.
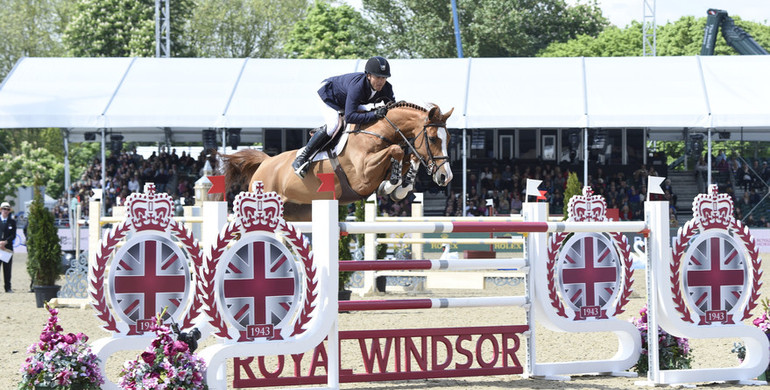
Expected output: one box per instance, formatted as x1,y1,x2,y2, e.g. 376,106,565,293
317,72,395,124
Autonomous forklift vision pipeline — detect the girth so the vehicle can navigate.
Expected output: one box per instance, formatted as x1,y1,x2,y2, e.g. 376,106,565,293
328,152,366,203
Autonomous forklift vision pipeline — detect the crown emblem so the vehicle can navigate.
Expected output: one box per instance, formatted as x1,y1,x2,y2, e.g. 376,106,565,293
693,184,733,230
568,186,607,222
235,181,284,232
125,183,173,231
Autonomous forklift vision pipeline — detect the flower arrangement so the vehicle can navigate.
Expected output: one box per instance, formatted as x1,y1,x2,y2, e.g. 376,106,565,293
118,313,206,390
630,304,692,375
18,303,104,389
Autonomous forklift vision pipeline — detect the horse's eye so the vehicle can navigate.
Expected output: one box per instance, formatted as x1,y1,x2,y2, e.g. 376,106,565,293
429,136,440,144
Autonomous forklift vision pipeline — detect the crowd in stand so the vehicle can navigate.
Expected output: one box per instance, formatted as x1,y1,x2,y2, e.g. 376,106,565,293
707,150,770,228
51,147,770,229
64,148,210,222
436,161,671,222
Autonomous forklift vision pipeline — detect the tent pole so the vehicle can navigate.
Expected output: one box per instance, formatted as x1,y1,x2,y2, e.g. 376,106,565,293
221,128,226,155
583,127,588,185
462,128,467,216
101,128,106,217
62,128,73,238
707,128,712,188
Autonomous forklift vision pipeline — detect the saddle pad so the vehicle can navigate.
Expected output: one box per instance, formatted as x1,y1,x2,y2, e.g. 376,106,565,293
307,130,350,163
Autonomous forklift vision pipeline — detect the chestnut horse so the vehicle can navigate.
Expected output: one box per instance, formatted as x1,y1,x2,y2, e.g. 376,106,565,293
221,101,454,220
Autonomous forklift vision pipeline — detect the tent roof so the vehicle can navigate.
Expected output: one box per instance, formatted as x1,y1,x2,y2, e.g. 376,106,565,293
0,56,769,142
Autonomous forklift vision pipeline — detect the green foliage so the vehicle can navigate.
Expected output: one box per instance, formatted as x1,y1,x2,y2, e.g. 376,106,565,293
338,203,353,290
0,0,72,79
631,305,692,375
562,171,582,217
0,141,64,202
26,184,62,286
362,0,607,58
184,0,308,57
0,128,64,159
69,142,102,184
285,1,376,59
63,0,194,57
538,15,770,57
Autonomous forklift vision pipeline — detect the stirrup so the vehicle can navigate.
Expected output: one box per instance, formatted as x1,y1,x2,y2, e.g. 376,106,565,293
293,159,310,179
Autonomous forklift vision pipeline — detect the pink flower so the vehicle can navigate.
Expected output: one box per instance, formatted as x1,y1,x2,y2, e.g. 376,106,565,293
63,333,77,344
141,351,157,365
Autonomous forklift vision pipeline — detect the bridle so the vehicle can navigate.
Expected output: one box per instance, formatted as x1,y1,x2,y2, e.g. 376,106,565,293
350,113,449,177
386,116,450,177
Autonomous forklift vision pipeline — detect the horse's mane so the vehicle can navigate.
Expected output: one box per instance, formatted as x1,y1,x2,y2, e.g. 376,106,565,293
385,101,431,112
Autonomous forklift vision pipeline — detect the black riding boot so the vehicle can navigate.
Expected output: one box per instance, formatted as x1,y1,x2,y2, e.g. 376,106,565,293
292,130,332,179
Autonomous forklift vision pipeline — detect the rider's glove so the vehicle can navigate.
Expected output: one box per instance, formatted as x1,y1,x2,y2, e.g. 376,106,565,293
375,106,388,119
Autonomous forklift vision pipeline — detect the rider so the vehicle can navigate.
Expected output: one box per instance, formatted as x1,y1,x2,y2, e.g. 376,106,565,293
292,56,396,179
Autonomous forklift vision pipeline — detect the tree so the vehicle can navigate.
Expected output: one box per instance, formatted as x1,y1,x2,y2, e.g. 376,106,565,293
538,16,770,57
284,1,376,59
361,0,608,58
0,142,64,203
63,0,194,57
184,0,308,58
563,171,582,217
0,128,63,160
0,0,73,78
26,183,62,286
68,142,102,185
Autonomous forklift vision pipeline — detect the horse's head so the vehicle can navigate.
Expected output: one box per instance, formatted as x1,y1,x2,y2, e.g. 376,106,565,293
386,102,454,187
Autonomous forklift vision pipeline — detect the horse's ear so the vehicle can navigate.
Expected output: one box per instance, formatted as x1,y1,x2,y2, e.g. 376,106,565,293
428,106,441,122
441,107,455,122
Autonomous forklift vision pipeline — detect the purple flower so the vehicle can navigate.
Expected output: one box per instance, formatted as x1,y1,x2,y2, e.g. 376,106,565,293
18,303,104,389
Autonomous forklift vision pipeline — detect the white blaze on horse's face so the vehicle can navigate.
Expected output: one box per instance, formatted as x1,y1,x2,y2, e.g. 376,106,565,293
435,126,453,186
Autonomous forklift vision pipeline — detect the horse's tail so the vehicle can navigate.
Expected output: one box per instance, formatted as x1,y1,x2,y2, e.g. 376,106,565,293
218,149,269,192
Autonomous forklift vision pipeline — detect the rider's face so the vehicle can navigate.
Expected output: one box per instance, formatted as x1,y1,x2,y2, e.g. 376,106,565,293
367,74,387,91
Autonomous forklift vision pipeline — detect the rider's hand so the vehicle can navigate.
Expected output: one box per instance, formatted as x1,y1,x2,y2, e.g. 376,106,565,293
375,106,388,119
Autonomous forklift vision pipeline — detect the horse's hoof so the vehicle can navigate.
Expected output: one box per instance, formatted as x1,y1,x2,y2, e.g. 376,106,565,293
393,186,412,200
377,181,391,196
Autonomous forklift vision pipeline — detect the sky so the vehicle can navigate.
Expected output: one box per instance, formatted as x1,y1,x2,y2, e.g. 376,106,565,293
340,0,769,28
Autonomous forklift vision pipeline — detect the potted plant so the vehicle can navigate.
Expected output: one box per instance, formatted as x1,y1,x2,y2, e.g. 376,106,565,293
630,304,692,375
18,303,104,389
26,184,63,308
119,312,207,389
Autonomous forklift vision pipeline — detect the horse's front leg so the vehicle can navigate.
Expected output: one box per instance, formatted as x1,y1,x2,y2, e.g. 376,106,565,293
359,145,402,197
391,158,419,201
378,157,403,196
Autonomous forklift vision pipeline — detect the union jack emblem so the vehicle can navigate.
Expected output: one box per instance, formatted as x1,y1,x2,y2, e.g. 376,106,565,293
684,232,747,325
558,234,620,320
109,234,190,328
218,235,300,341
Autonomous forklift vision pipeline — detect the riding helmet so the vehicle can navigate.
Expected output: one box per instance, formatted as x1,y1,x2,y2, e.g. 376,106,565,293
364,56,391,78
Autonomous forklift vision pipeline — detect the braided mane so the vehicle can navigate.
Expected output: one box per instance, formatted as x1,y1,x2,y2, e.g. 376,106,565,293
385,101,429,112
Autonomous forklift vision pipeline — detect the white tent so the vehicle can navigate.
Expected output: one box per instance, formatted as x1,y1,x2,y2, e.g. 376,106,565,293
2,55,770,215
1,56,769,141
